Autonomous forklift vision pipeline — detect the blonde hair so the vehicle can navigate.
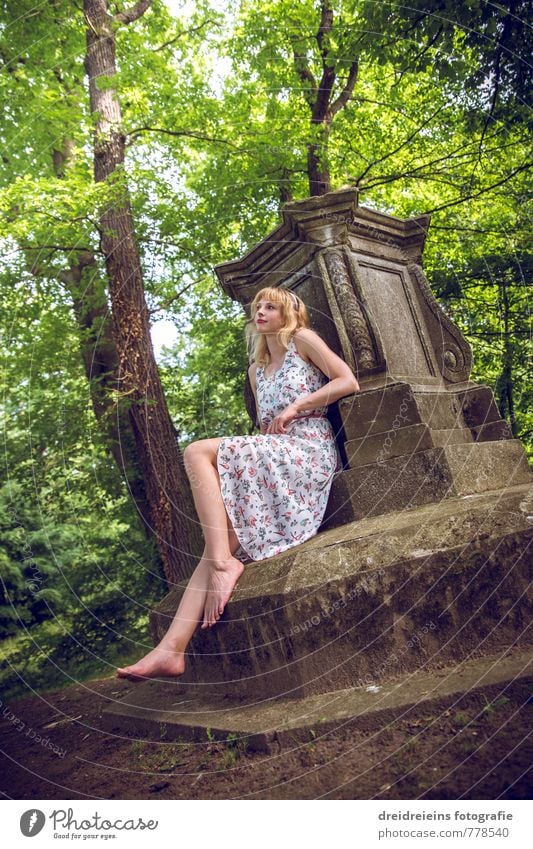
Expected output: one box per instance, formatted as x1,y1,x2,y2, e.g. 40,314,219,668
245,286,310,366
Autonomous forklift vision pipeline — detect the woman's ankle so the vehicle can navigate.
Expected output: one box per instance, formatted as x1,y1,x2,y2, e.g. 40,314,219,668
156,637,185,654
204,551,235,568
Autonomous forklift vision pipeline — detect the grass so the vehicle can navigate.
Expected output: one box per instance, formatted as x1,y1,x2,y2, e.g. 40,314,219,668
0,615,154,702
129,739,196,773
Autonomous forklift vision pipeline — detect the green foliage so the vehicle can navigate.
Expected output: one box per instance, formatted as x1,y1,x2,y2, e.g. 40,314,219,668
159,276,251,443
0,0,530,698
0,263,163,697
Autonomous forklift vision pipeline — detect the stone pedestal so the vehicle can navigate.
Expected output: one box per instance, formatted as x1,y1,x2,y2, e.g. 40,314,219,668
103,483,533,747
104,189,532,747
214,188,531,521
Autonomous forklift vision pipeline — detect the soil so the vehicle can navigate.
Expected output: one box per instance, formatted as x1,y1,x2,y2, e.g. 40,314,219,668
0,674,531,800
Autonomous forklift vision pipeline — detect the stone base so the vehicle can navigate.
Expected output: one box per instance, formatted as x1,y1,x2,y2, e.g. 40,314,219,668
322,440,532,530
102,645,533,752
337,382,509,443
150,483,532,701
104,483,532,745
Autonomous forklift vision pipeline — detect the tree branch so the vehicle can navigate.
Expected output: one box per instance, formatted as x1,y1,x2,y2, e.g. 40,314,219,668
114,0,152,25
312,0,336,122
422,163,532,214
153,19,217,52
125,126,240,148
291,39,317,109
330,58,359,117
355,103,448,184
316,0,333,56
467,4,515,189
354,131,529,193
148,278,203,315
14,244,98,256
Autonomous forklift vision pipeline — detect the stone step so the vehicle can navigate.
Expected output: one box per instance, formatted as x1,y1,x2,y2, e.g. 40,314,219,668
337,383,504,441
344,423,474,469
102,645,533,752
145,483,532,702
323,440,532,530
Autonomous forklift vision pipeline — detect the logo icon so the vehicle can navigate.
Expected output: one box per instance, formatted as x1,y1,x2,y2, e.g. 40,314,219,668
20,810,46,837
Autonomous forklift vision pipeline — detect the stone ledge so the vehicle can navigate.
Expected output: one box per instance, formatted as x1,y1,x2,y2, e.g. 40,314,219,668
102,645,533,752
144,484,532,701
322,441,532,530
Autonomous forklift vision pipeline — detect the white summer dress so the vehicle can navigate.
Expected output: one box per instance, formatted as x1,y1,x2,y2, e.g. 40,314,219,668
216,336,340,562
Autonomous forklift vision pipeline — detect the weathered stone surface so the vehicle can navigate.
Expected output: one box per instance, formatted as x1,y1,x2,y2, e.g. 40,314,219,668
146,483,532,702
107,191,532,745
216,190,528,523
323,442,532,530
102,644,533,751
344,424,474,469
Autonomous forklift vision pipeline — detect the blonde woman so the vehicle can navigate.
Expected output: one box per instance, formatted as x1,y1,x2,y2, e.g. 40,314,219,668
117,287,359,681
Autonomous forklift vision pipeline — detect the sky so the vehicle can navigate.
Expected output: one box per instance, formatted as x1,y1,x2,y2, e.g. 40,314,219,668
151,318,178,359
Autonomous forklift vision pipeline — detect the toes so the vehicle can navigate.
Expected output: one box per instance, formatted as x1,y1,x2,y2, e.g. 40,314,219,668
202,598,215,629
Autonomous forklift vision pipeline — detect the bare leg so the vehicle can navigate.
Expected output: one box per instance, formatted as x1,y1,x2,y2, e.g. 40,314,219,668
116,516,242,681
182,437,245,628
116,442,245,681
116,554,209,681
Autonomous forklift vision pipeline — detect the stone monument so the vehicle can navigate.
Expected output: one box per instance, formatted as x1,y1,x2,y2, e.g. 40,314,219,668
104,189,532,748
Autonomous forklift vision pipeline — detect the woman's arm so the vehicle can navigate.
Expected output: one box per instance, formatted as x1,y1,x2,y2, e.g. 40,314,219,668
292,328,360,411
248,362,267,433
266,329,359,434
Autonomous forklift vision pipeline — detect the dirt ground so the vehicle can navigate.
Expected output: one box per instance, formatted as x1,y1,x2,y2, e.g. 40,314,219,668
0,673,531,800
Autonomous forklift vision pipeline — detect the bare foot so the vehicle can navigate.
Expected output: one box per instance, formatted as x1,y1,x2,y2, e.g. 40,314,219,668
201,556,244,628
116,644,185,683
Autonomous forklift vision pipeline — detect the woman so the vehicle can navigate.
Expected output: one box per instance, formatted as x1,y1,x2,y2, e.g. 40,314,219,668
117,287,359,681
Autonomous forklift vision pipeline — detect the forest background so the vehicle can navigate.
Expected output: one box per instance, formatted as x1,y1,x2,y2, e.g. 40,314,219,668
0,0,530,700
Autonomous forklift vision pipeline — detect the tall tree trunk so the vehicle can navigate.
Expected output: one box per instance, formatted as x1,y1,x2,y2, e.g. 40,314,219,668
61,256,155,534
292,1,358,197
52,139,154,538
307,123,332,196
83,0,203,584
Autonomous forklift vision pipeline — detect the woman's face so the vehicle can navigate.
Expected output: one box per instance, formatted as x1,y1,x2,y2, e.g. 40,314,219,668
254,299,284,334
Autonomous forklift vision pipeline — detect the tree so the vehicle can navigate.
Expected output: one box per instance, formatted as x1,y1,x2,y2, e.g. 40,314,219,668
83,0,205,584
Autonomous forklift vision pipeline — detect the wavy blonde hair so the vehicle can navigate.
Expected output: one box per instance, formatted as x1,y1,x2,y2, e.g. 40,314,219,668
245,286,310,366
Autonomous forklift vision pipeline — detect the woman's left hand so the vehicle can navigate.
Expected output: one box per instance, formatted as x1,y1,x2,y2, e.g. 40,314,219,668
266,404,299,434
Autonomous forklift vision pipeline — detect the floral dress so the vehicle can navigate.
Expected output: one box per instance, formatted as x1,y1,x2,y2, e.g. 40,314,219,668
217,336,340,562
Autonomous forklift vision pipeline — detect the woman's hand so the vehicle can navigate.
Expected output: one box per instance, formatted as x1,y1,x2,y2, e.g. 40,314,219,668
266,403,299,434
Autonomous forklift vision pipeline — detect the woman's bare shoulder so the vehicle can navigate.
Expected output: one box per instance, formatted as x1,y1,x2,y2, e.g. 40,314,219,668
293,328,325,358
294,327,358,384
293,327,322,345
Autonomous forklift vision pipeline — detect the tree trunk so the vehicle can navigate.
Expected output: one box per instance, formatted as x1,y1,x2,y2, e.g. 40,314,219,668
291,2,357,196
83,0,203,584
307,123,332,196
52,140,154,538
63,257,155,533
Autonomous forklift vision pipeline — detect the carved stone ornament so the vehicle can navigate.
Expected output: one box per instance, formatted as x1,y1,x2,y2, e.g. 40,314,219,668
408,263,472,383
318,248,377,371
